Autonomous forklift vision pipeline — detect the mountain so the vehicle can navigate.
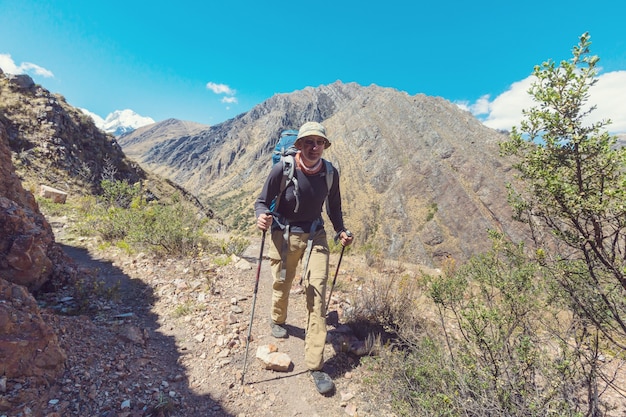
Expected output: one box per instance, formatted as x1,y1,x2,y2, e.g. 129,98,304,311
81,108,155,136
117,118,209,160
0,70,206,210
120,81,529,267
0,73,145,195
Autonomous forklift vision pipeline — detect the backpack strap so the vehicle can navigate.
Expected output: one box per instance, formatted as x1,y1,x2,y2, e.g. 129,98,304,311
273,154,299,213
323,159,334,214
283,155,299,213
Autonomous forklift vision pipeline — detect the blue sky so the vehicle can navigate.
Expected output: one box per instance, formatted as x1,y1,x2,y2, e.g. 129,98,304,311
1,0,625,133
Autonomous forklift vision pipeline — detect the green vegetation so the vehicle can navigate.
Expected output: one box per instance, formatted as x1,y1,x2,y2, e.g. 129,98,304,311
41,179,249,259
172,301,199,318
352,33,625,416
425,202,438,222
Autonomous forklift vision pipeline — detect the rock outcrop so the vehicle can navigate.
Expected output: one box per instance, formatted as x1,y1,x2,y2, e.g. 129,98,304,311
0,119,67,380
0,120,56,291
0,68,144,197
0,277,66,381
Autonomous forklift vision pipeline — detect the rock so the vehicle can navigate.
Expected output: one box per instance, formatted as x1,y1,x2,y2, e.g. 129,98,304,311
39,185,68,204
0,197,55,290
0,120,65,292
7,73,35,90
0,278,66,381
344,403,358,416
340,391,354,402
255,344,292,372
234,258,253,270
117,324,146,346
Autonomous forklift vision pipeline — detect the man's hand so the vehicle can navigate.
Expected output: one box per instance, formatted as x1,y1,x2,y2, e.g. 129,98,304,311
257,212,273,231
339,230,354,246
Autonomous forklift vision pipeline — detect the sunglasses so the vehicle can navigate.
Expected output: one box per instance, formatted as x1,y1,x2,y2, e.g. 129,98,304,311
303,139,327,147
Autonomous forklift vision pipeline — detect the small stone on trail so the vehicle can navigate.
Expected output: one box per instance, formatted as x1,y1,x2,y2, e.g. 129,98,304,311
255,344,292,372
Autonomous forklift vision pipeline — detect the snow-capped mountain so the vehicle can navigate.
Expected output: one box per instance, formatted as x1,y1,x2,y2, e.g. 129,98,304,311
81,108,155,136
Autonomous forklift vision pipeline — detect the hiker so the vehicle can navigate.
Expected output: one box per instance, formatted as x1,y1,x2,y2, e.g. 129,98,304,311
254,121,354,395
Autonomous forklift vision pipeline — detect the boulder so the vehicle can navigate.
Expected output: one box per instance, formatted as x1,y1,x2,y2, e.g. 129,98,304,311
6,73,35,90
0,277,66,381
0,121,57,291
0,196,54,290
39,185,68,204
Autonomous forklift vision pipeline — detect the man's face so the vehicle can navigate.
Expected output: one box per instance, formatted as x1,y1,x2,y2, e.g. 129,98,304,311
299,135,326,162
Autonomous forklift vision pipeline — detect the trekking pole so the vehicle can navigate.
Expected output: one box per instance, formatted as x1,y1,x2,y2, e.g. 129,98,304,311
325,230,352,316
240,227,267,385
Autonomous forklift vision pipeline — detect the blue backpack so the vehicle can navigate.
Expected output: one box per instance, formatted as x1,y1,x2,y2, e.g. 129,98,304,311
272,129,299,165
270,129,334,213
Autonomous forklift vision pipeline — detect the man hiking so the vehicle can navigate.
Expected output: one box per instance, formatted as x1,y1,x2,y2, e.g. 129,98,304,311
254,121,354,395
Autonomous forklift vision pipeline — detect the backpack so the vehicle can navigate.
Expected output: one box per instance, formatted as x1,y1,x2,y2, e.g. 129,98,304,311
272,129,299,164
270,129,334,214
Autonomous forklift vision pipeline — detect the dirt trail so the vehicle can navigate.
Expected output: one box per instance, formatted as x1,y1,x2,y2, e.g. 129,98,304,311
225,236,370,416
47,219,380,417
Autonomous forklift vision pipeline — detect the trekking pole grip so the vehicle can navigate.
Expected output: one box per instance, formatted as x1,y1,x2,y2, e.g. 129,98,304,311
335,229,353,245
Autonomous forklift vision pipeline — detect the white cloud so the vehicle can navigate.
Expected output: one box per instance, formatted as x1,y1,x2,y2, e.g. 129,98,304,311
206,81,238,109
0,54,54,78
463,70,626,135
592,71,626,133
206,81,235,95
0,54,20,73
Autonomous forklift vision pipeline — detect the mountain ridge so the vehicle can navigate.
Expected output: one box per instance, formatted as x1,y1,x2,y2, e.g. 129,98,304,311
117,118,209,159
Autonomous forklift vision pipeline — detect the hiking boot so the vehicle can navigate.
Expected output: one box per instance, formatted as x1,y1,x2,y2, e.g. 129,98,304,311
270,322,288,339
311,371,334,395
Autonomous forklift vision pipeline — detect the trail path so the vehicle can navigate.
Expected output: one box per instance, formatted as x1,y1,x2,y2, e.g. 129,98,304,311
215,236,370,416
41,218,382,417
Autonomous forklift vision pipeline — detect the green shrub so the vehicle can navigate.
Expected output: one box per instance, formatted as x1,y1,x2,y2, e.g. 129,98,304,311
206,235,250,257
100,179,142,209
73,181,221,257
359,232,590,416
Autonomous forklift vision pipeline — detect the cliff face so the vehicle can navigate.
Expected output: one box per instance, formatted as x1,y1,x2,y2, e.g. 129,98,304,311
122,81,527,266
0,116,57,290
0,114,66,383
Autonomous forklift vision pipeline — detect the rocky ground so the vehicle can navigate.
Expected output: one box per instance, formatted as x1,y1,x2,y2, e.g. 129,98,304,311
2,217,399,417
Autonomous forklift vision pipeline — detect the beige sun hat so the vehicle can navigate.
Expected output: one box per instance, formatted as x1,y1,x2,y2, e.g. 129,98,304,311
295,121,331,149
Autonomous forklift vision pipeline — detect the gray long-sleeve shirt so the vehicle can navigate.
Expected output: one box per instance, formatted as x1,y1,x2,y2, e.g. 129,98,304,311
254,159,346,234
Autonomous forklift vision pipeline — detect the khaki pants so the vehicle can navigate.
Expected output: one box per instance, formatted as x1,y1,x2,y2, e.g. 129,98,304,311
268,228,329,371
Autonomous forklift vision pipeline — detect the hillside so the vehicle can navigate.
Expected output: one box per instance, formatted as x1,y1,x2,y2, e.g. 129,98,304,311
0,71,144,196
120,81,528,267
118,118,209,159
